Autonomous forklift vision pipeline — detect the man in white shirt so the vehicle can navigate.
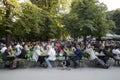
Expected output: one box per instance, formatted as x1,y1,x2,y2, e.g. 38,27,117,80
112,46,120,59
15,43,23,57
45,45,56,68
0,44,7,53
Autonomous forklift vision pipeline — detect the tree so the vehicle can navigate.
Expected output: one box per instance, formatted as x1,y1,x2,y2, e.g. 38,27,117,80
0,0,71,41
63,0,115,46
30,0,71,40
12,2,48,41
64,0,98,46
1,0,21,46
0,7,5,38
92,2,115,40
12,2,60,41
107,9,120,35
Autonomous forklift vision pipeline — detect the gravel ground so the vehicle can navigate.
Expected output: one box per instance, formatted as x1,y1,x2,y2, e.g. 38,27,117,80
0,66,120,80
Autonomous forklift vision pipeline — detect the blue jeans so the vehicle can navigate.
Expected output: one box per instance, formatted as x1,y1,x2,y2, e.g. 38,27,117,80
72,56,81,67
45,58,52,68
94,58,108,68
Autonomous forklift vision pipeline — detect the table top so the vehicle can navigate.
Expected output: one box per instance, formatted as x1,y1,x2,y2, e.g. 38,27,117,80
7,55,15,57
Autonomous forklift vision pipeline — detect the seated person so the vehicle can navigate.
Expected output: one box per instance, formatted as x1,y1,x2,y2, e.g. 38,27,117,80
0,44,7,53
18,44,29,59
98,46,110,63
112,46,120,60
32,44,41,62
2,45,15,61
15,43,23,57
72,45,82,68
32,43,46,66
84,44,109,69
63,48,71,67
45,45,56,68
2,45,16,68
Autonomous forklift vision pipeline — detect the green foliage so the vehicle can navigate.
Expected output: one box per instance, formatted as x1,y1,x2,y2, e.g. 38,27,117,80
13,2,48,41
63,0,115,40
13,1,64,41
0,0,115,42
107,9,120,35
30,0,71,40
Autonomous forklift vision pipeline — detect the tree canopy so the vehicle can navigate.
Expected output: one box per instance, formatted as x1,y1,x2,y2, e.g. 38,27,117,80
0,0,117,45
107,9,120,35
63,0,115,42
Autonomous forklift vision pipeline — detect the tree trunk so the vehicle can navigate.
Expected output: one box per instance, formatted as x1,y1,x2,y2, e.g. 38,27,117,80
4,1,12,47
83,35,87,49
6,32,11,47
97,36,102,41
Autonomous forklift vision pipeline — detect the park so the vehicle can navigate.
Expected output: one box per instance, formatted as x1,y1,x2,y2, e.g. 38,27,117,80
0,0,120,80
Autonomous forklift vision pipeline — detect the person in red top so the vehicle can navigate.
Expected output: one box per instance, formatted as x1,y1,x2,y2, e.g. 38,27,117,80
55,43,62,53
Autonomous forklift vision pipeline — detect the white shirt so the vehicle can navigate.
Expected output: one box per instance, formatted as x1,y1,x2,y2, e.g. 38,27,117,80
47,48,56,61
112,49,120,55
15,44,23,56
0,47,7,53
32,49,41,62
84,48,97,60
112,49,120,59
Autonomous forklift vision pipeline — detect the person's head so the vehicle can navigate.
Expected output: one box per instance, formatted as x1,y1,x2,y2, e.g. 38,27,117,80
76,45,80,49
72,47,76,52
8,45,12,51
87,44,94,49
34,45,40,50
47,45,52,50
87,44,91,48
0,43,3,46
115,46,119,49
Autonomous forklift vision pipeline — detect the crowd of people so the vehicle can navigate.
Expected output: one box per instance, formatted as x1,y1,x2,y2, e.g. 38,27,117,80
0,40,120,69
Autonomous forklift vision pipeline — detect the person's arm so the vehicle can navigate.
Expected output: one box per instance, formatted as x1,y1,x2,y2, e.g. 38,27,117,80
74,49,81,55
113,49,120,55
115,49,120,56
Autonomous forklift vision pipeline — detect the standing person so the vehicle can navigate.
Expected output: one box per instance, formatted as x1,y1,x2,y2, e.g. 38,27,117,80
45,45,56,68
72,45,82,68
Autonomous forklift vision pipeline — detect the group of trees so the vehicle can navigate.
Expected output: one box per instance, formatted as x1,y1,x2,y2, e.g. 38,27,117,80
0,0,119,46
107,9,120,35
63,0,115,44
0,0,71,46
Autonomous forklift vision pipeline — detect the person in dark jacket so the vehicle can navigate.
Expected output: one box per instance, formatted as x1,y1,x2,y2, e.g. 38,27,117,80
72,45,82,68
2,45,16,68
2,45,15,61
18,44,29,59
